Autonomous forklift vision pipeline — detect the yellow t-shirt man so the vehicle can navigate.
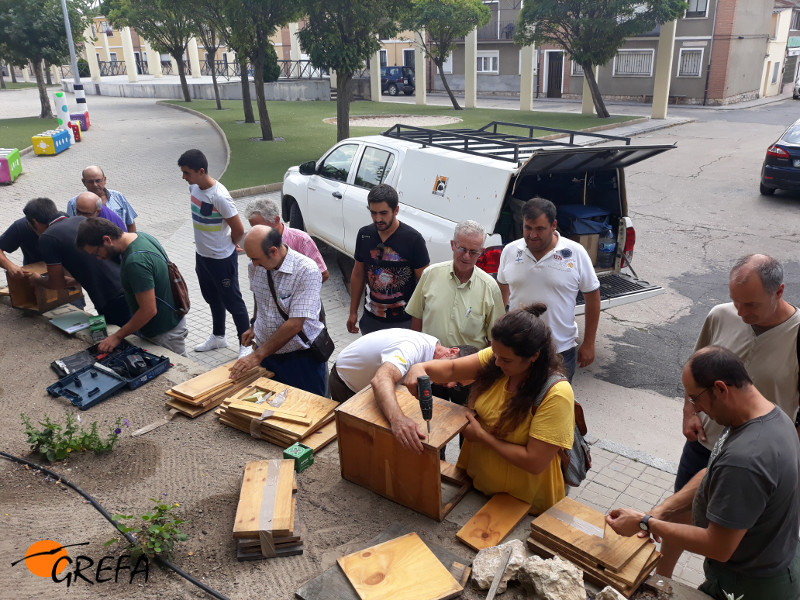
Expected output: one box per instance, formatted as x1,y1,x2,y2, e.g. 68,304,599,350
457,347,575,514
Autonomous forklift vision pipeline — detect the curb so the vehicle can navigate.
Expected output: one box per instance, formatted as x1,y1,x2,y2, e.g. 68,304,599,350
157,101,231,180
230,182,282,198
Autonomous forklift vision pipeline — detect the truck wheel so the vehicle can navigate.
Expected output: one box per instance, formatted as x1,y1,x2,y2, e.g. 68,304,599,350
387,83,398,96
289,201,305,230
759,182,776,196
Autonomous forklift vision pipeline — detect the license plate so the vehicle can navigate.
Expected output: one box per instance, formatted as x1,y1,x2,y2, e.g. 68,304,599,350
795,159,800,167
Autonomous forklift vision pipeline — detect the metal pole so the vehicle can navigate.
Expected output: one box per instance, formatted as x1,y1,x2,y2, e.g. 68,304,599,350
60,0,88,115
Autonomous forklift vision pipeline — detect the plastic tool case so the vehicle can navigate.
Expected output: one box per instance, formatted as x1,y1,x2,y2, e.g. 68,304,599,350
47,364,128,410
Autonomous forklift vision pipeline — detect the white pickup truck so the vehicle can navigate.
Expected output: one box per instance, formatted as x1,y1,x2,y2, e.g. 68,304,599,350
281,122,674,313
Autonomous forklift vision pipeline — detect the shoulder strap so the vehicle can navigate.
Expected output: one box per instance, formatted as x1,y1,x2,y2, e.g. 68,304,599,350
266,269,310,345
533,373,568,409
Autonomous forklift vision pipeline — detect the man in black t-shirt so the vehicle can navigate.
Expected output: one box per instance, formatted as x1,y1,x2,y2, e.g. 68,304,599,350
0,217,43,278
347,184,429,335
22,197,129,326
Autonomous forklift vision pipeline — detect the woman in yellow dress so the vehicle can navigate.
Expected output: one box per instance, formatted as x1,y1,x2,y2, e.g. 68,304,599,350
406,303,575,514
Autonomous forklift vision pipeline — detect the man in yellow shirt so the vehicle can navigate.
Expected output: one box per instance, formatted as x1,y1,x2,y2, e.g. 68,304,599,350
406,220,504,405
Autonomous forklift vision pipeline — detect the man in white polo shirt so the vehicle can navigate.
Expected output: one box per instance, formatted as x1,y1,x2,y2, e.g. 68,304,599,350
330,329,475,452
497,197,600,381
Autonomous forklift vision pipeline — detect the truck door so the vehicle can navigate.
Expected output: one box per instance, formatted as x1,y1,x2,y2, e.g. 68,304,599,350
305,142,359,249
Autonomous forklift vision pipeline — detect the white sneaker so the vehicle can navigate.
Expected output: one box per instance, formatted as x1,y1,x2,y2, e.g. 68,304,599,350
194,334,228,352
238,345,253,359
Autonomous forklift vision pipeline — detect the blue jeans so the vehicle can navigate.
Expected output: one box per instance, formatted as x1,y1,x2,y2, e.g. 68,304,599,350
560,347,577,383
674,440,712,492
261,350,326,396
195,250,250,343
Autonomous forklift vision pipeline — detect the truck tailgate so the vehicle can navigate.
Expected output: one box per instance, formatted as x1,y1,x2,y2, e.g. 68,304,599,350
575,273,663,315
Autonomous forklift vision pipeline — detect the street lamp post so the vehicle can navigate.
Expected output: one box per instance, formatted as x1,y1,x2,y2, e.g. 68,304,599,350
60,0,89,116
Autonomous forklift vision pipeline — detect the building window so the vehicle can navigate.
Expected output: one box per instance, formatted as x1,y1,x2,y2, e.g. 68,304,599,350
379,49,387,67
109,52,118,63
613,50,654,77
677,48,703,77
685,0,708,19
791,10,800,30
442,52,453,74
477,51,499,73
403,48,414,67
772,62,781,84
571,61,584,76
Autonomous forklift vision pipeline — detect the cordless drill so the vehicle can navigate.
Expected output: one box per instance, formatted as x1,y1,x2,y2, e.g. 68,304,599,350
417,375,433,435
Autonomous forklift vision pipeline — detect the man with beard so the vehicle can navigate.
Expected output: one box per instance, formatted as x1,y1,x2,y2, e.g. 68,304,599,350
76,217,188,356
347,184,429,335
67,165,138,232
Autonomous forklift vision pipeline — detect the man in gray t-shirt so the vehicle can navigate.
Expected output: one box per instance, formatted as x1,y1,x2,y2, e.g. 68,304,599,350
607,346,800,600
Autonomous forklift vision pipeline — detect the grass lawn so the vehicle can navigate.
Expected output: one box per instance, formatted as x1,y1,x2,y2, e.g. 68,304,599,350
1,82,39,90
0,116,59,151
165,99,638,190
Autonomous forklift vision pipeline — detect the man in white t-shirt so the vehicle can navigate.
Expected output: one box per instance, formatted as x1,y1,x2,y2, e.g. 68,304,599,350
330,329,475,453
178,149,251,358
497,197,600,381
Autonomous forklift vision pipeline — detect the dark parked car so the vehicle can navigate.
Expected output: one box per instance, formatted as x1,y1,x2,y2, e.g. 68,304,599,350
760,118,800,195
380,66,414,96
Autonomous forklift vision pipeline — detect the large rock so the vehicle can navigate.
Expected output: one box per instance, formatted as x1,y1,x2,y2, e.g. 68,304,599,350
470,538,526,594
517,554,585,600
595,586,626,600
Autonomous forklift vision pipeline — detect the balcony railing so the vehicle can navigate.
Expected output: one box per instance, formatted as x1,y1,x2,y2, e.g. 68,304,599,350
477,19,518,41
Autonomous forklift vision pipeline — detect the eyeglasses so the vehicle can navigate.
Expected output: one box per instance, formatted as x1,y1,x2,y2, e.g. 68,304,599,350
76,210,98,217
84,178,105,185
454,245,482,258
687,386,713,405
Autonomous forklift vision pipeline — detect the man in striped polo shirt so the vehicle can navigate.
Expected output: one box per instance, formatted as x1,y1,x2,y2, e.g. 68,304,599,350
178,149,251,358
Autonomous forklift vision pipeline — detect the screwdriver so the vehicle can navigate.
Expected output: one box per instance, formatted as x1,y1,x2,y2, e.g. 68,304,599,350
417,375,433,435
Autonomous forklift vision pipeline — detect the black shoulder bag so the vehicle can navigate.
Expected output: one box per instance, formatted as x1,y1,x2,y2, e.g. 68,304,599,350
266,270,334,363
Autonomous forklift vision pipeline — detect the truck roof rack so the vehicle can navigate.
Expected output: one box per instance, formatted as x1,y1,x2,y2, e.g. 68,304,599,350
381,121,632,164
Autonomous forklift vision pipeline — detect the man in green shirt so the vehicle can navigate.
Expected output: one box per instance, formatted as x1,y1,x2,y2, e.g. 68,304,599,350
406,220,504,404
76,218,188,356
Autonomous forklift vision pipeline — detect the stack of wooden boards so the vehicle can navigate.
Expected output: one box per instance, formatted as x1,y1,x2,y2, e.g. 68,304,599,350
216,377,338,451
527,498,661,598
233,459,302,560
164,361,266,418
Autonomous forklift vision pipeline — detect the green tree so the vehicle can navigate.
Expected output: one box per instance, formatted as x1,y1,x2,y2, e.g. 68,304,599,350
105,0,195,102
516,0,686,118
402,0,490,111
263,42,281,83
0,0,92,117
298,0,411,141
189,0,227,110
222,0,302,141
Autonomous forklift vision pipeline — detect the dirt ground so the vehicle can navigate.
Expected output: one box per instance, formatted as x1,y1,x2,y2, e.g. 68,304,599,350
0,302,533,600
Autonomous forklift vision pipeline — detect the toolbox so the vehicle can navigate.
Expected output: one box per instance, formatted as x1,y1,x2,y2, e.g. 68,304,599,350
50,341,171,391
46,364,128,410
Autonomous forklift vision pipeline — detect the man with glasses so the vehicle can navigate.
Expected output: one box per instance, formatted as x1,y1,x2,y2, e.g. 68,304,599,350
74,192,127,231
659,253,800,579
347,184,429,335
406,220,503,404
608,346,800,600
67,166,138,232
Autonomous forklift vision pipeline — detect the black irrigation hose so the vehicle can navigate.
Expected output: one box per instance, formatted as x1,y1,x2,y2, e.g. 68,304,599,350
0,451,229,600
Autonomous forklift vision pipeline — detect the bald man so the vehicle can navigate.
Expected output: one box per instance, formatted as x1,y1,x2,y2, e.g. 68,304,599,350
67,166,138,232
229,225,326,396
74,192,127,231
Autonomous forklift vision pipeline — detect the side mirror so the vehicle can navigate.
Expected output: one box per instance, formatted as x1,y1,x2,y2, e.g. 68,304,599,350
299,160,316,176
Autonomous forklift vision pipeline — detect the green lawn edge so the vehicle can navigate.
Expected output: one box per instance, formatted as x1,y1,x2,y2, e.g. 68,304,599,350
163,99,638,191
0,116,59,152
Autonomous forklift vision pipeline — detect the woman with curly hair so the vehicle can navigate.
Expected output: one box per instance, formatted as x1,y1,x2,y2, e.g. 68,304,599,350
405,303,575,513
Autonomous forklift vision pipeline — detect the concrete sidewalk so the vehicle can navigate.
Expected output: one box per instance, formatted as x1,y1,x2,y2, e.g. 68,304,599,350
0,87,706,590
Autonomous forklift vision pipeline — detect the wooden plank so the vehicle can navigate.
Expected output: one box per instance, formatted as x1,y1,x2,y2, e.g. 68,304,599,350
170,361,262,401
338,532,463,600
336,385,469,451
300,420,337,452
296,522,471,600
531,497,650,573
456,493,531,551
226,400,312,425
440,461,468,486
234,461,272,538
272,463,296,536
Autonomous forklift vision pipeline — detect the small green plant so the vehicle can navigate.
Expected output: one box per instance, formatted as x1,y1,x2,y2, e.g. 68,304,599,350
20,413,126,462
109,499,189,558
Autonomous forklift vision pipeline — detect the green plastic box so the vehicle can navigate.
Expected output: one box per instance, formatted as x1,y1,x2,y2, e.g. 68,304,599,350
283,443,314,472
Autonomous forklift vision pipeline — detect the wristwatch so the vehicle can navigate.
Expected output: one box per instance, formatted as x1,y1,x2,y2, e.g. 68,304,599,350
639,514,653,532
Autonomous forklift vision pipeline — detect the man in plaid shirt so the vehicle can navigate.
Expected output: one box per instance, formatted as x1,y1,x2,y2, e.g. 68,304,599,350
229,225,326,395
